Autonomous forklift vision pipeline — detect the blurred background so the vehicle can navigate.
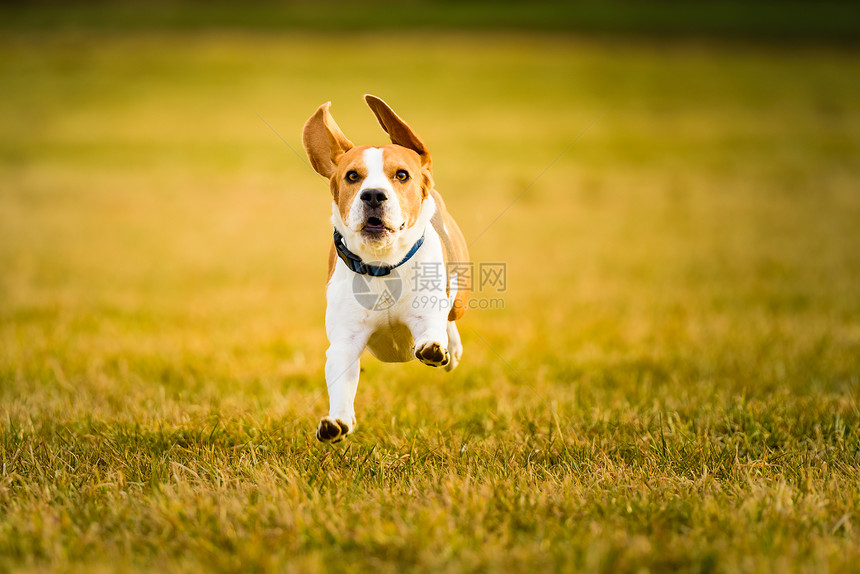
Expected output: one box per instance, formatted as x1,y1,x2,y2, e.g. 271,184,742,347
1,1,859,420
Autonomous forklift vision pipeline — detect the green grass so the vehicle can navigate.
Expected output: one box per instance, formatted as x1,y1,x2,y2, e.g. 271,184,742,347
2,27,860,573
3,1,860,42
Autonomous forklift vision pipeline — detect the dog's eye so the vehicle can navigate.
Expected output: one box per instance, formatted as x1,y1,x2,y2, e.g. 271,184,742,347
345,170,360,183
395,170,410,182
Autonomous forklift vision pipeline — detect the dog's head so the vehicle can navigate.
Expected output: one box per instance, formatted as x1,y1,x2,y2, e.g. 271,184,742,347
302,95,434,261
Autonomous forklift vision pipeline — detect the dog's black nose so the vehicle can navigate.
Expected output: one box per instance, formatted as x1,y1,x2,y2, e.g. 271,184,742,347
360,189,388,208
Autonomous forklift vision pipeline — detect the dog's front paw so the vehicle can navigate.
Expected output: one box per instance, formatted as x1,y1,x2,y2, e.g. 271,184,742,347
316,417,351,443
415,341,450,368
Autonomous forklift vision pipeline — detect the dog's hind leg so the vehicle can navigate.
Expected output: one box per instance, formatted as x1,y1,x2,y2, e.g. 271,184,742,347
444,321,462,372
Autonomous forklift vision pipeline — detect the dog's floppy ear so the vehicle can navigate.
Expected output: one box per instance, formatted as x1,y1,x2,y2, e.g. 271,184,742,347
302,102,354,178
365,94,432,172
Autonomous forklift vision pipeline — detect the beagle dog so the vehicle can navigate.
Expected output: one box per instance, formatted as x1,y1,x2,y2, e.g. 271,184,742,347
302,95,469,443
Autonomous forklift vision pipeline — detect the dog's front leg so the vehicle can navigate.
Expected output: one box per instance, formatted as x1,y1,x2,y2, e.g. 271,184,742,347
317,334,368,443
407,304,451,369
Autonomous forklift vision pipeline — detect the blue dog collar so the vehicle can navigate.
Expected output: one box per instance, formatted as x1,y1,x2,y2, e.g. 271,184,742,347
333,228,425,277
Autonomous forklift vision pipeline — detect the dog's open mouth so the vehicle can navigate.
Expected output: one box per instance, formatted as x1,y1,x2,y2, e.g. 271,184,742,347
363,217,388,234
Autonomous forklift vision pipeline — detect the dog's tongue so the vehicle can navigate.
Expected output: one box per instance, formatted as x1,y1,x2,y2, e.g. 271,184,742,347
366,217,384,229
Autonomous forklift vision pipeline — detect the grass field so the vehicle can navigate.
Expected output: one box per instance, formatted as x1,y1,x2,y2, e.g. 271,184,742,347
2,20,860,574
